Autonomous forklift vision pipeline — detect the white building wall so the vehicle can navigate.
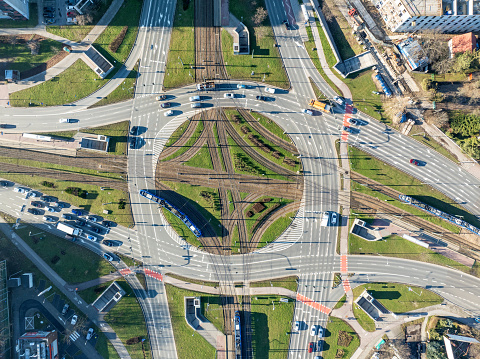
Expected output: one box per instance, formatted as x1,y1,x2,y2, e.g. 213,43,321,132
394,14,480,32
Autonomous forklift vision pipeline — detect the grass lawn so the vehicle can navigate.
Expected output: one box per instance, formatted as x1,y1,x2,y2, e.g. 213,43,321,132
79,280,115,304
0,174,132,226
231,225,240,253
349,145,480,230
352,282,443,314
352,301,375,332
250,276,298,292
410,72,467,84
183,144,214,170
163,120,204,161
408,124,459,163
0,3,38,28
244,196,293,237
323,317,360,359
46,0,114,42
13,220,113,283
0,37,63,73
165,120,190,148
89,61,139,108
225,0,289,88
250,111,294,144
163,0,195,89
257,210,296,249
213,123,226,171
165,273,219,287
37,120,129,155
250,295,294,359
349,230,472,273
165,284,219,359
162,181,222,239
105,280,151,359
161,207,203,248
225,109,300,172
10,60,106,107
334,295,346,310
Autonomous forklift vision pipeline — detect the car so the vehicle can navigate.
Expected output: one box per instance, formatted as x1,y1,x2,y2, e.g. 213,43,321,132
72,209,83,216
28,191,38,198
14,187,27,193
45,18,55,24
103,253,114,261
237,84,246,89
410,159,420,166
130,137,137,149
308,342,315,353
189,95,201,102
43,216,56,223
91,227,101,233
315,356,322,359
0,181,9,186
343,126,353,133
294,321,300,331
0,124,8,129
156,95,167,101
330,212,338,225
333,96,344,105
103,240,115,247
283,20,290,30
102,220,113,227
43,6,54,11
87,215,97,222
303,109,313,116
43,12,55,19
256,95,267,101
347,118,358,125
474,317,480,323
86,234,98,242
317,327,324,338
164,110,174,116
28,208,41,215
71,315,78,325
265,87,275,94
77,220,87,227
53,202,65,208
59,118,74,123
130,126,139,136
191,102,202,108
224,93,234,99
310,325,317,336
31,201,43,208
46,207,55,212
161,102,171,108
62,303,70,315
62,213,73,220
86,328,94,340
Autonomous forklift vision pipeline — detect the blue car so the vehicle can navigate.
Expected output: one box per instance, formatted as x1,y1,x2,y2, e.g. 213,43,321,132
72,209,83,216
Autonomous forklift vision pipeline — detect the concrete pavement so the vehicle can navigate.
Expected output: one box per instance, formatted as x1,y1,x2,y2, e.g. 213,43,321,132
0,217,131,359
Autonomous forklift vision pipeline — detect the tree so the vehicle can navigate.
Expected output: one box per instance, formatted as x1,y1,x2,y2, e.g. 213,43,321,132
417,30,453,73
453,50,480,73
76,14,93,26
460,137,480,159
251,7,267,26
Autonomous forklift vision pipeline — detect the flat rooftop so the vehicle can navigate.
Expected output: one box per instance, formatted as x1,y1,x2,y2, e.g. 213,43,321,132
401,0,442,16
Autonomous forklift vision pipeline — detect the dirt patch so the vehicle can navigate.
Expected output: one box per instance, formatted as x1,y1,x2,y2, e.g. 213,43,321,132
337,330,353,347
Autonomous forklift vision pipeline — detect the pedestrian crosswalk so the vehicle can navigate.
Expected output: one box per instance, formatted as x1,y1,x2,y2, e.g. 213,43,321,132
69,331,80,342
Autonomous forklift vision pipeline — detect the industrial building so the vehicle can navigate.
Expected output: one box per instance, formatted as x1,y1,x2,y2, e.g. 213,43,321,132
16,331,59,359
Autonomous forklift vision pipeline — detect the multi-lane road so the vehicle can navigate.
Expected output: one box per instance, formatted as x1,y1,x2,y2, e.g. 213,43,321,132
3,0,480,358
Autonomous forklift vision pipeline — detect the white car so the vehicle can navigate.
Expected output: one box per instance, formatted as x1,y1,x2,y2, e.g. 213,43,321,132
333,96,344,105
14,187,27,193
43,215,56,223
330,212,338,225
189,95,201,102
224,93,234,99
191,102,202,108
265,87,275,94
71,314,78,325
294,321,300,331
164,110,174,116
59,118,74,123
86,328,94,340
86,234,97,242
310,325,317,336
303,109,313,116
317,327,324,338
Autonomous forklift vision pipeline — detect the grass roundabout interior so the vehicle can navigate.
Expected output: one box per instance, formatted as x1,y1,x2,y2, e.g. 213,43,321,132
155,108,303,254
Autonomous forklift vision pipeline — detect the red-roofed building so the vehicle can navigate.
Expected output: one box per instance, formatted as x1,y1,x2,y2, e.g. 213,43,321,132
448,32,477,58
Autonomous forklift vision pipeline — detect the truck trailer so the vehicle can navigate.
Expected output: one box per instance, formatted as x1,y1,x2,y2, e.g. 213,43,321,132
196,82,215,91
309,99,332,113
320,212,329,227
57,222,82,236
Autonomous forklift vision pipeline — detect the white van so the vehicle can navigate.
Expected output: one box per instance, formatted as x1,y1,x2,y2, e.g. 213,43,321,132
59,118,73,123
189,95,201,102
265,87,276,94
320,212,329,227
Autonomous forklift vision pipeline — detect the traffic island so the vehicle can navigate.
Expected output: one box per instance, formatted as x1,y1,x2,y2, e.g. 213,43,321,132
154,108,303,254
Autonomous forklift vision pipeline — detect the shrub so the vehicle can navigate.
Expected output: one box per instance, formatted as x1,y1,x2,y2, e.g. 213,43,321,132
118,200,126,209
41,181,55,188
65,187,87,198
109,26,128,53
422,78,435,91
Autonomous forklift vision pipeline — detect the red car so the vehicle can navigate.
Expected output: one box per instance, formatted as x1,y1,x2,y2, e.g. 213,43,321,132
410,159,420,166
308,342,315,353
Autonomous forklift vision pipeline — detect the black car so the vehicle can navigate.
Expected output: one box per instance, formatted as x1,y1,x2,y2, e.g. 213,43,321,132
43,6,54,11
161,102,171,108
256,95,267,101
130,137,137,149
43,12,55,18
31,201,43,208
102,220,113,227
0,181,9,186
103,240,114,247
91,227,101,233
283,20,289,30
28,208,41,215
76,220,86,226
0,124,8,129
130,126,139,136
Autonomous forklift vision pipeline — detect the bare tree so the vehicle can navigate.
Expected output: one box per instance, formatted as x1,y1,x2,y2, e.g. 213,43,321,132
27,40,40,55
251,7,267,26
424,109,449,129
76,14,93,26
417,30,453,73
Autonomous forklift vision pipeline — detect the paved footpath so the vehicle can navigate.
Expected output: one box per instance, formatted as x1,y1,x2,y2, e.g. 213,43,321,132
0,217,131,359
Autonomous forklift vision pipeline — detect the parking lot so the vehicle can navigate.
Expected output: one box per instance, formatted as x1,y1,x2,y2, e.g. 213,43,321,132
41,0,79,25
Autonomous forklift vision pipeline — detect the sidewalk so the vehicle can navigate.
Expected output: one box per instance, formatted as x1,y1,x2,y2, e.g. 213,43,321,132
0,218,131,359
2,0,125,100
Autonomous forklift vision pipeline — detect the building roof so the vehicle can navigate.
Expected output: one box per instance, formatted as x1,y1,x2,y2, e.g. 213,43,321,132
402,0,442,16
92,281,126,312
397,37,429,71
82,46,114,78
406,323,422,342
78,133,110,152
449,32,476,57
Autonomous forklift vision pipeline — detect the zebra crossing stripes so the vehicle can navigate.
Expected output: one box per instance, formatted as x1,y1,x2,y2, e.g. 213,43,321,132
296,293,331,315
69,331,80,342
120,268,133,276
144,268,163,282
